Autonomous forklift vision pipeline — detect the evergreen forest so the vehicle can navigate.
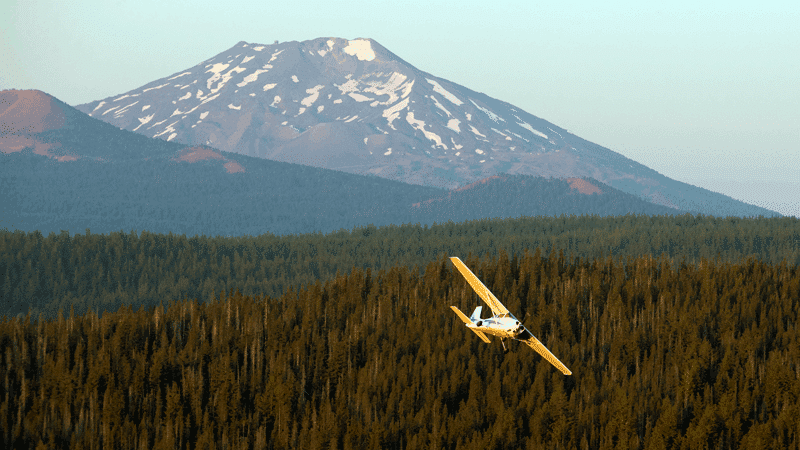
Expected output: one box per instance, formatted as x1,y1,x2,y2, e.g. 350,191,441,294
1,250,799,449
2,214,799,319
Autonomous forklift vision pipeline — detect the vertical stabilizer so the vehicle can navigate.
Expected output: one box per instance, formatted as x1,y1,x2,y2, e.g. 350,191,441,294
470,306,483,321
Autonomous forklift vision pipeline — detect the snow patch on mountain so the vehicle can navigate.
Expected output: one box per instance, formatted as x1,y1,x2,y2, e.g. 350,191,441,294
406,112,447,150
205,63,229,78
114,101,138,118
335,79,359,96
343,39,376,61
430,95,451,117
301,85,325,107
101,105,121,116
168,71,192,81
171,104,200,117
349,93,374,102
447,118,461,133
426,79,463,106
513,115,548,139
237,66,271,87
491,128,512,140
206,64,247,94
469,99,504,123
383,97,410,130
364,72,412,106
268,49,284,64
142,83,170,93
468,125,486,138
153,120,179,139
133,114,154,131
200,93,220,105
547,127,564,139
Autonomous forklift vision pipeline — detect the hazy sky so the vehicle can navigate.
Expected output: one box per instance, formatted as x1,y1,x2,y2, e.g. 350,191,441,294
2,1,798,216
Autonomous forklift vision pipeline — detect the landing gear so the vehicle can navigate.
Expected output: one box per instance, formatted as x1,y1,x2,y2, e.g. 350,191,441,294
501,338,509,354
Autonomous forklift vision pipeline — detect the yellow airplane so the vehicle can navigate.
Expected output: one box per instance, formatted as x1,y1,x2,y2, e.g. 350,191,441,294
450,257,572,375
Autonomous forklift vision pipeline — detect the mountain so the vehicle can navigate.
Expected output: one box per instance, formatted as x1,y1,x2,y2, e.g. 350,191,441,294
409,175,677,222
73,37,779,217
3,89,678,237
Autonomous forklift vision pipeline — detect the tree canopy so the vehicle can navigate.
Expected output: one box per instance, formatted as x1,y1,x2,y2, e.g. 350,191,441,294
2,251,798,448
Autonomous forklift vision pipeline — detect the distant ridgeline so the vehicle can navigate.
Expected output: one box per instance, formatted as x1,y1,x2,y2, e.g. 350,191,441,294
3,146,682,238
1,214,798,319
1,251,798,448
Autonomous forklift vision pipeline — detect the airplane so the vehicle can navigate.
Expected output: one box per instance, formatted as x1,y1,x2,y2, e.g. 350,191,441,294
449,257,572,375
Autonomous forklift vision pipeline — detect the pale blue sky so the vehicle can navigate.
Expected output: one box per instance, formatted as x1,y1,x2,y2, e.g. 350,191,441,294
2,1,798,216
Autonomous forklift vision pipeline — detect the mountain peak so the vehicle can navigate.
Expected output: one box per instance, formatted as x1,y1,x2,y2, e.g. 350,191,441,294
0,89,74,159
1,89,66,135
70,39,780,217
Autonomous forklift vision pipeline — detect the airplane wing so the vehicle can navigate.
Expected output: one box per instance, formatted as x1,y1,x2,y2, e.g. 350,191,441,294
517,329,572,376
450,257,509,316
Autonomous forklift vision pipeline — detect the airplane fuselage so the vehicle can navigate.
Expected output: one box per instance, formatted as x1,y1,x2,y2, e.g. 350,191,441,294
467,314,524,339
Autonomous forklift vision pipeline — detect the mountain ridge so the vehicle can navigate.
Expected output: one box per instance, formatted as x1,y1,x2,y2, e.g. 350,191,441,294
71,37,779,217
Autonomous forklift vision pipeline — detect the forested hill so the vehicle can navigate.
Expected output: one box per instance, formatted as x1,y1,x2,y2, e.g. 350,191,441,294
2,214,798,319
2,252,798,448
3,148,680,239
408,174,677,221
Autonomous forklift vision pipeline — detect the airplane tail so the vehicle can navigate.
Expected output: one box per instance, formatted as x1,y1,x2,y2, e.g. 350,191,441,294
450,306,491,344
469,306,483,322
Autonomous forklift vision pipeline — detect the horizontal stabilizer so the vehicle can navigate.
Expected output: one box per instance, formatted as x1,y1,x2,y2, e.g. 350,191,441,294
471,329,491,344
450,306,491,344
524,336,572,376
450,305,472,324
